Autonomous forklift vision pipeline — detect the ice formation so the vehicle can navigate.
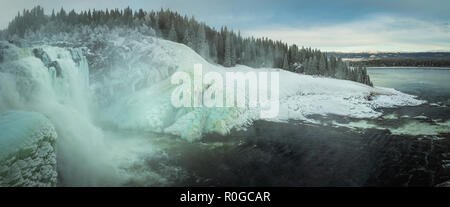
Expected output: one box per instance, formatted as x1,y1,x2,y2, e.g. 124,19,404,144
0,41,117,186
0,110,57,187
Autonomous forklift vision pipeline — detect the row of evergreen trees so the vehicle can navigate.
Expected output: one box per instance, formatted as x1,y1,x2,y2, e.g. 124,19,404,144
350,58,450,68
5,6,372,86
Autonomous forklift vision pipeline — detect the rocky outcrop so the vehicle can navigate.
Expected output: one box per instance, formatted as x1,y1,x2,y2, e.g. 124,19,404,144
33,48,62,77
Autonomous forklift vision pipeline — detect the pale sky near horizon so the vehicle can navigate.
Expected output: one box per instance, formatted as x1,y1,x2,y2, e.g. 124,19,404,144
0,0,449,52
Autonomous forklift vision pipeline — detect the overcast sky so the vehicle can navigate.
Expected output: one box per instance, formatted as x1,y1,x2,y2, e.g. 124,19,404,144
1,0,449,52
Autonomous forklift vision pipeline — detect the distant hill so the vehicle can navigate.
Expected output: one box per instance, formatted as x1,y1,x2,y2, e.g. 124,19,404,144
327,52,450,67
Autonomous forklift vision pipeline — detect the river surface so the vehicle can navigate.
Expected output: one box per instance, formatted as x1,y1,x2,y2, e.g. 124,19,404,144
368,67,450,105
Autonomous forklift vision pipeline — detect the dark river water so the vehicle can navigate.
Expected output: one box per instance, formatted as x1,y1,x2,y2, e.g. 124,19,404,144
131,67,450,187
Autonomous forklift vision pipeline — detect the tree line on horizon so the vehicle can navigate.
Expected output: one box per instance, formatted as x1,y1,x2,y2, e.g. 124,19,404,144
350,58,450,68
4,6,372,86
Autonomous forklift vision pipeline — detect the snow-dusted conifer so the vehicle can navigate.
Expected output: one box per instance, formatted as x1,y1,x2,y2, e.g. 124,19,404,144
167,22,178,42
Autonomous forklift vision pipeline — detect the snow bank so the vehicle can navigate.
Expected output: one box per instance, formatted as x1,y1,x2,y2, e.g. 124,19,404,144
0,110,57,187
273,70,425,121
90,36,425,140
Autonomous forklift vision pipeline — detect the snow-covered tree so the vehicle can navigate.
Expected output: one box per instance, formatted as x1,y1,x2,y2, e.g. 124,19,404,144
223,33,232,67
282,53,289,70
167,22,178,42
196,24,209,59
319,54,327,75
182,28,194,49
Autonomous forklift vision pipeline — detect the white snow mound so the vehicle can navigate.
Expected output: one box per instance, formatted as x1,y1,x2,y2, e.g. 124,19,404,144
91,36,425,140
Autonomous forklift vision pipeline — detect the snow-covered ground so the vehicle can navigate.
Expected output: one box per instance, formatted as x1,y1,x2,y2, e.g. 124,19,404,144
90,35,424,140
0,33,425,186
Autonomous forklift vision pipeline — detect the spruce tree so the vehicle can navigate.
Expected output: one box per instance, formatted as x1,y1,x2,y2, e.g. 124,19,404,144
167,22,178,42
196,24,210,59
282,53,289,70
319,54,327,75
224,32,232,67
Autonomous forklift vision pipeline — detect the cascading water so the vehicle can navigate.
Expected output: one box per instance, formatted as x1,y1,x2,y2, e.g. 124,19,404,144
0,41,119,186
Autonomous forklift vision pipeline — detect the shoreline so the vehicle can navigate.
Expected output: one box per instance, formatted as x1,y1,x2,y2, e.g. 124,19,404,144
367,66,450,70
